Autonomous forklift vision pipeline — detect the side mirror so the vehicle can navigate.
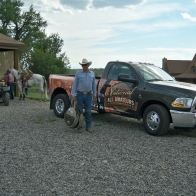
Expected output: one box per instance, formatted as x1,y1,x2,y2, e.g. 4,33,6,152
118,73,138,84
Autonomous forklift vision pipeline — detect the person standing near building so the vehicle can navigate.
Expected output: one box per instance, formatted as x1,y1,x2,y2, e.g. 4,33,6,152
7,69,14,99
71,58,97,133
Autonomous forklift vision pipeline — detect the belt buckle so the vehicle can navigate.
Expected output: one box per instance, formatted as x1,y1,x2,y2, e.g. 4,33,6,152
83,92,88,94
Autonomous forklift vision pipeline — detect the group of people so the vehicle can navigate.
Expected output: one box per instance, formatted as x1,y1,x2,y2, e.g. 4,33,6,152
3,69,29,100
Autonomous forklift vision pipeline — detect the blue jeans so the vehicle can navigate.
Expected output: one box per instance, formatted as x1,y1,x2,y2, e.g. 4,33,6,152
77,92,92,128
25,87,28,95
7,82,14,99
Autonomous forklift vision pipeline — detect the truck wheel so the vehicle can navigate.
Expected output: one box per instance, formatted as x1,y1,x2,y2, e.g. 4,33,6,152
97,110,105,114
3,92,9,106
53,94,70,118
143,104,170,136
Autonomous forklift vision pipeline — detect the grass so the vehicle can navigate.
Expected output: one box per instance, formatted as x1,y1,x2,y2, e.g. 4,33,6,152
24,86,50,101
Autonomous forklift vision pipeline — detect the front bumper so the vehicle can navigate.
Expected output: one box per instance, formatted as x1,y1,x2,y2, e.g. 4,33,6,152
170,110,196,128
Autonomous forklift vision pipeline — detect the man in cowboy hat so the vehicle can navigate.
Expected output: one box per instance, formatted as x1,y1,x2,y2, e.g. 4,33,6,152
71,58,97,133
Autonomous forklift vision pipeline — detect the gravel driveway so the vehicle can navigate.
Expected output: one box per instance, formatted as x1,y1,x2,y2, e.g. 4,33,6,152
1,99,196,196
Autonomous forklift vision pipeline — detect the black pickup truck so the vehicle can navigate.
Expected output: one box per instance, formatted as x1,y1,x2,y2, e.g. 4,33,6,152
49,61,196,136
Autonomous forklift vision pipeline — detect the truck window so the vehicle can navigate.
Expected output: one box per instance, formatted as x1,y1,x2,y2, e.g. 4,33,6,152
134,64,174,81
107,64,136,80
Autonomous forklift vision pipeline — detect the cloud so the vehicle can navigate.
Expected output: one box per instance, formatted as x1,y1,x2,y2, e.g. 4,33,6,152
146,47,196,53
21,0,196,69
23,0,73,14
92,0,143,9
59,0,89,10
59,0,144,10
42,14,67,26
181,13,196,22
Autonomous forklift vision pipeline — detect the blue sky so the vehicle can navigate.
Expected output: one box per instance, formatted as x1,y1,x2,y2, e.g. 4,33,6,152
23,0,196,69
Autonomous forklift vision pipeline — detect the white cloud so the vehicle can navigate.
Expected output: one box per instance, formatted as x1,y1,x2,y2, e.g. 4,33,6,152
181,13,196,22
146,47,196,53
23,0,73,14
42,14,67,26
59,0,144,10
21,0,196,69
67,46,196,69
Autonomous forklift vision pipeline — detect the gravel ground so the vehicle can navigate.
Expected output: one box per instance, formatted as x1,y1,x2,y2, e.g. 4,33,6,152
1,99,196,196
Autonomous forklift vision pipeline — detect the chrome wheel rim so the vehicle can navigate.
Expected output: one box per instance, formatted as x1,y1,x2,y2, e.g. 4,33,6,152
146,111,160,131
55,99,64,114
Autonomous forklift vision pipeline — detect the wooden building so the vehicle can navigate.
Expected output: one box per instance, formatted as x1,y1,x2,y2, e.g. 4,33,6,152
0,33,25,95
162,54,196,84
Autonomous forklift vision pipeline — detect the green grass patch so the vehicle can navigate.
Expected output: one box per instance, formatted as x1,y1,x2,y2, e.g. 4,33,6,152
25,86,50,101
46,117,57,123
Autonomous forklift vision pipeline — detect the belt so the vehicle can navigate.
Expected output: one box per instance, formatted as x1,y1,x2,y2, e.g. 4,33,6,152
77,91,91,94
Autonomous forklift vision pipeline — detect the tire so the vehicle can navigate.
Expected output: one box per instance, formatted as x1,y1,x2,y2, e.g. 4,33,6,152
97,110,105,114
53,94,70,118
3,92,9,106
143,104,170,136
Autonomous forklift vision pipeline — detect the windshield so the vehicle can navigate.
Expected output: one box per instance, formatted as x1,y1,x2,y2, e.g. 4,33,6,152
133,64,175,81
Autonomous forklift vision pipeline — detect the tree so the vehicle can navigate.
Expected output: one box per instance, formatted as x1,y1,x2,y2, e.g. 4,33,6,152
0,0,24,36
0,0,47,43
0,0,70,79
30,33,70,80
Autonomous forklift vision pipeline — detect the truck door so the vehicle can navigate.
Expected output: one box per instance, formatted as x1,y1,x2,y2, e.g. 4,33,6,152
97,63,139,115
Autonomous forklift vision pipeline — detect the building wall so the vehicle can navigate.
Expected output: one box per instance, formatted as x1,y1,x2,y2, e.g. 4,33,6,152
0,51,14,79
0,51,18,96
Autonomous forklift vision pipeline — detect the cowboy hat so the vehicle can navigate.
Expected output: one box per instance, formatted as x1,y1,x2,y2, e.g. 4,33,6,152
79,58,92,65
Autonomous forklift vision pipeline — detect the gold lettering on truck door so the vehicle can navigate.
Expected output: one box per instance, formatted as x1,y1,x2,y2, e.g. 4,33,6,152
105,82,138,112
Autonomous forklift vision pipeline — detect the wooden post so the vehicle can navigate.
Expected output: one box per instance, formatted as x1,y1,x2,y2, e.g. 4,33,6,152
14,49,19,97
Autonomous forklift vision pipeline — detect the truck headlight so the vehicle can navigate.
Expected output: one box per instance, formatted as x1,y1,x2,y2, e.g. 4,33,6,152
172,98,193,108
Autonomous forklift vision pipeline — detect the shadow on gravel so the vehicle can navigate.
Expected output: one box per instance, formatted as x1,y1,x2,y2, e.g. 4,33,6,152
92,112,196,138
167,127,196,138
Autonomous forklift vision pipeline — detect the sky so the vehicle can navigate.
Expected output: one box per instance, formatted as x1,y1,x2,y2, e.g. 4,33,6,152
22,0,196,69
